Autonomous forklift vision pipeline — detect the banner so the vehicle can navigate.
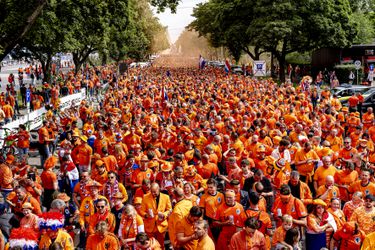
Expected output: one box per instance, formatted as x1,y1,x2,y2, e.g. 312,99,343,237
253,61,267,77
0,89,86,146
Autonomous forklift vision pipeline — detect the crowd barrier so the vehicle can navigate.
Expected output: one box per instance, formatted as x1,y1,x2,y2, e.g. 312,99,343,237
0,88,86,144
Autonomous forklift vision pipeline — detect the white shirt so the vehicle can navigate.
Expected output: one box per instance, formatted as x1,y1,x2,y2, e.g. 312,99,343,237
271,148,291,163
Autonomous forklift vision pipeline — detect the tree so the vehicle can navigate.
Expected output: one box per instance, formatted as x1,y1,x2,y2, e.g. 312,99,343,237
11,1,66,83
351,12,375,44
190,0,264,61
107,0,170,63
248,0,357,81
348,0,375,44
0,0,48,61
151,0,181,13
191,0,358,81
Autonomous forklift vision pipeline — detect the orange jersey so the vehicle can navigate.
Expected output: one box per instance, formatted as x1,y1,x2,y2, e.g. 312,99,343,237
87,211,116,235
348,180,375,197
86,233,120,250
71,144,93,166
17,130,30,148
131,169,154,186
199,192,224,219
294,149,319,177
334,170,359,202
245,209,272,235
338,147,357,160
332,227,365,250
175,216,198,250
272,196,307,227
40,170,57,190
350,206,375,235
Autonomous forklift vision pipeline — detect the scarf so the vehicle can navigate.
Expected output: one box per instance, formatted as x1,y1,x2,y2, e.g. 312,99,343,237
80,181,90,198
105,180,119,202
121,215,138,240
97,209,110,222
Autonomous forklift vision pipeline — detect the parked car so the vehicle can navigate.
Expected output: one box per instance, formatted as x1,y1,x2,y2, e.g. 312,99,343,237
207,61,225,68
332,85,371,98
358,90,375,112
129,62,150,68
231,65,243,74
331,85,372,104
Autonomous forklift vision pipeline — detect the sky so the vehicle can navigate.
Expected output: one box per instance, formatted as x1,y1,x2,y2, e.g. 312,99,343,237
154,0,207,44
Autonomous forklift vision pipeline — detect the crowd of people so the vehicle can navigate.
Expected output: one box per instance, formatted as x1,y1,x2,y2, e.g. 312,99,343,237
0,63,374,250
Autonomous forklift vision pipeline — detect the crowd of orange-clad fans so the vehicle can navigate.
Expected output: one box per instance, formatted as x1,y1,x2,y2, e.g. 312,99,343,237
0,65,374,250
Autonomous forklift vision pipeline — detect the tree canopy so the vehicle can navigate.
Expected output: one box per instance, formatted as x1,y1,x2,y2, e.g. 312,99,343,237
1,0,174,77
191,0,361,81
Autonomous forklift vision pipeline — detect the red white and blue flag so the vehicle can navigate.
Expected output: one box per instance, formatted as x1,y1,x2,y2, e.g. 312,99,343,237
161,85,168,101
199,55,206,70
225,59,231,73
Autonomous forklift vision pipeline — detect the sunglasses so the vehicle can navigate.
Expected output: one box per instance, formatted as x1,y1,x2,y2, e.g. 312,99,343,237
96,206,105,209
109,176,116,179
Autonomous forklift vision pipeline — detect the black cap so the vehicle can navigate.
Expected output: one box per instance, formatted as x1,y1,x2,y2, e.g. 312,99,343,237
364,194,375,202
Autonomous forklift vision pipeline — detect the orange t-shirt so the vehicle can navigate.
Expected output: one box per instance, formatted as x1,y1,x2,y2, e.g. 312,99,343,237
272,226,287,247
196,163,219,179
199,192,224,219
338,147,357,160
334,170,358,202
333,227,365,250
175,216,198,250
348,180,375,197
295,149,319,176
350,206,375,235
2,105,13,118
348,96,359,107
17,130,30,148
72,144,93,166
40,170,57,190
272,197,307,227
86,233,120,250
38,127,49,144
131,169,154,186
313,166,337,187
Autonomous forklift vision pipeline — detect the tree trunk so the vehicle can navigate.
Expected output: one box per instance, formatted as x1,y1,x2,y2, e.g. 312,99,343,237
39,56,52,83
73,49,94,75
254,46,262,60
72,52,82,75
101,52,108,65
278,54,286,83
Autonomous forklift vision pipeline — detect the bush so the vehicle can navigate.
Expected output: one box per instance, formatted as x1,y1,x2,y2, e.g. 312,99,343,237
334,64,364,84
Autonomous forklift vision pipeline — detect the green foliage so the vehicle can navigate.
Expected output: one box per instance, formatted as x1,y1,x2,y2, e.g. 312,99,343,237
285,52,311,65
334,64,364,83
1,0,173,72
352,12,375,44
191,0,358,81
107,0,170,62
150,0,181,13
12,0,65,82
0,0,48,60
190,0,262,61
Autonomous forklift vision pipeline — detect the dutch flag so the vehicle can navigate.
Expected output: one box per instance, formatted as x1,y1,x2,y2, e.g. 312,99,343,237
199,55,206,70
225,59,231,73
162,85,168,101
